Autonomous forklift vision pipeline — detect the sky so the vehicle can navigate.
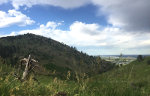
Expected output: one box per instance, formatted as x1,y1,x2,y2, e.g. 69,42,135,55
0,0,150,55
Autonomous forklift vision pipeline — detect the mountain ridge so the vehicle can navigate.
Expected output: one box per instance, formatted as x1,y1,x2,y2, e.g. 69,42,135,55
0,33,114,77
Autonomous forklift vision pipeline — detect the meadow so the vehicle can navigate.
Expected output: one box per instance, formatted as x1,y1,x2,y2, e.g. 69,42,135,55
0,56,150,96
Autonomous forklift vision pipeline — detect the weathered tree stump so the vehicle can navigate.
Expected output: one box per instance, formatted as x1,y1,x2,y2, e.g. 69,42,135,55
16,55,39,82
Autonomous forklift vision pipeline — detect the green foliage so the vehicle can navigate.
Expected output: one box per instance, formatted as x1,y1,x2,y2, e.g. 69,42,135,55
147,60,150,65
0,56,150,96
0,34,114,76
44,63,73,79
137,55,144,62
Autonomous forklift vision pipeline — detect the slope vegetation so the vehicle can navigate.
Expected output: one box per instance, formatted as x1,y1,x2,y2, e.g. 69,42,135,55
88,56,150,96
0,34,114,77
0,56,150,96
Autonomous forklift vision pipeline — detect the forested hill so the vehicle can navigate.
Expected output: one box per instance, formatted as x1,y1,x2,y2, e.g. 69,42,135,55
0,33,114,76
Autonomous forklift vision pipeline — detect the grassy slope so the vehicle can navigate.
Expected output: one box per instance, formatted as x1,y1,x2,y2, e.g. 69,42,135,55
88,56,150,96
1,56,150,96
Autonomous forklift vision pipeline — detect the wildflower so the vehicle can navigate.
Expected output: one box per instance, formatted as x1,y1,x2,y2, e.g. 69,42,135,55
10,94,15,96
53,77,57,83
67,71,71,80
0,77,3,80
15,86,20,91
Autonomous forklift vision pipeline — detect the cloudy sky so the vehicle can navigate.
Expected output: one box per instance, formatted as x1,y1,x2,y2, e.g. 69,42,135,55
0,0,150,55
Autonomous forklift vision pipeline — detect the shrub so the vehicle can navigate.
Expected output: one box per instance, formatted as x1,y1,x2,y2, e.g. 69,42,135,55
147,60,150,65
137,55,143,62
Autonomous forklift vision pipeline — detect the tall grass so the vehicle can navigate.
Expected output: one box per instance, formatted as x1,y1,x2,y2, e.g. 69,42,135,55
1,56,150,96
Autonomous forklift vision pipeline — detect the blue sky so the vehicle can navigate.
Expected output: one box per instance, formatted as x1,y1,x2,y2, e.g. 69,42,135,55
0,0,150,55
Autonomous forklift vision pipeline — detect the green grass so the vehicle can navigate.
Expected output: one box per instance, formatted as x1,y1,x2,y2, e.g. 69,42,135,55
1,56,150,96
88,56,150,96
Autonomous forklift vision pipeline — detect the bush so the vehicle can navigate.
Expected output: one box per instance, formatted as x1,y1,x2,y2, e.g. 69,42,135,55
147,60,150,65
137,55,143,62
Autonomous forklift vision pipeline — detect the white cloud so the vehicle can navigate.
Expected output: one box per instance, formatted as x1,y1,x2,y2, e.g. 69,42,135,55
1,0,150,33
0,9,35,28
6,0,150,32
1,21,149,55
17,21,107,46
0,0,149,55
11,21,150,49
0,31,16,37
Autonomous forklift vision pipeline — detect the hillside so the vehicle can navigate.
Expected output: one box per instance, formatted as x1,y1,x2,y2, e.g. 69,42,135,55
0,33,114,77
1,55,150,96
88,56,150,95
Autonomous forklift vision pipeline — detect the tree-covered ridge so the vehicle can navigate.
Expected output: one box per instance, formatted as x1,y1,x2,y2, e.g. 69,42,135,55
0,33,114,77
